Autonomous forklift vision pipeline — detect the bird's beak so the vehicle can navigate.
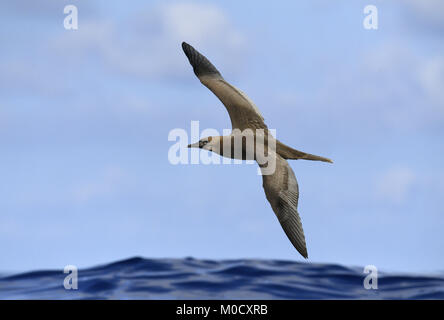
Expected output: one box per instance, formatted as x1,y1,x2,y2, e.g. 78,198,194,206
187,141,200,148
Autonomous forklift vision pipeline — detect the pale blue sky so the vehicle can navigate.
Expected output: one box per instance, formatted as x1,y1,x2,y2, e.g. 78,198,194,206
1,0,443,272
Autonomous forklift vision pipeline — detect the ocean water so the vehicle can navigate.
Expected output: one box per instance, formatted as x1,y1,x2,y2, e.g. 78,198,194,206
0,257,443,299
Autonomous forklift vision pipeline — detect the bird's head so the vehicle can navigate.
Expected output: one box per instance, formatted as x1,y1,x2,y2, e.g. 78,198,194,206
187,136,219,151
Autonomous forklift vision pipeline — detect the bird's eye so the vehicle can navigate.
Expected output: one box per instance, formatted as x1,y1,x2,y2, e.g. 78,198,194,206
199,140,208,148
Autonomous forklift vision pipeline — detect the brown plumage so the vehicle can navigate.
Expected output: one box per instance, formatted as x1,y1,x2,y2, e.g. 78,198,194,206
182,42,332,258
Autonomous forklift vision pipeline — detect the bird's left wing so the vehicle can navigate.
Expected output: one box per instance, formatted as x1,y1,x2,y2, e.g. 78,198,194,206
261,155,308,258
182,42,267,131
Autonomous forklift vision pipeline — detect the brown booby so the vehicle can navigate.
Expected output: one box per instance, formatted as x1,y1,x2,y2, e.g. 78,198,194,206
182,42,332,258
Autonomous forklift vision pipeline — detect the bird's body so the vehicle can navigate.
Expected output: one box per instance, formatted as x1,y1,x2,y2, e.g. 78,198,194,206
182,42,332,258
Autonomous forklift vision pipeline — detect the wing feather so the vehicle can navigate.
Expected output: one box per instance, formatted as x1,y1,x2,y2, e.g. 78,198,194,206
261,155,308,258
182,42,267,131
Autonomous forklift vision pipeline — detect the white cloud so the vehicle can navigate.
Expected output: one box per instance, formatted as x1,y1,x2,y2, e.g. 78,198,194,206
159,2,244,47
52,2,247,79
0,0,97,18
376,166,415,204
290,40,444,131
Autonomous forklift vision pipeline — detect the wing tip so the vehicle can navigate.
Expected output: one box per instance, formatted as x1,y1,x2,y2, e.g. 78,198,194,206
297,245,308,259
181,41,191,54
181,42,195,64
181,41,222,78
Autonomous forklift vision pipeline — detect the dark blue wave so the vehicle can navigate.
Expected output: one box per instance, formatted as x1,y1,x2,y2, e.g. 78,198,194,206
1,257,443,299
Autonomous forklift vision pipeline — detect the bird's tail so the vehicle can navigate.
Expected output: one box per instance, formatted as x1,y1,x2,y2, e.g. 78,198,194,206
276,140,333,163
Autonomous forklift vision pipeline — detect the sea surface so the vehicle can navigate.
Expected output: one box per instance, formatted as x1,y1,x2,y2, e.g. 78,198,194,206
0,257,443,299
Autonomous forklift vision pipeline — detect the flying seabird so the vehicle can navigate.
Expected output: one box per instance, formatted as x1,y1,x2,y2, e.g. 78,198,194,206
182,42,332,258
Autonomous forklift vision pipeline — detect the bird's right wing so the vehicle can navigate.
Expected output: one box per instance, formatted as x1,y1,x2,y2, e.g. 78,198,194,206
261,155,308,258
182,42,268,131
